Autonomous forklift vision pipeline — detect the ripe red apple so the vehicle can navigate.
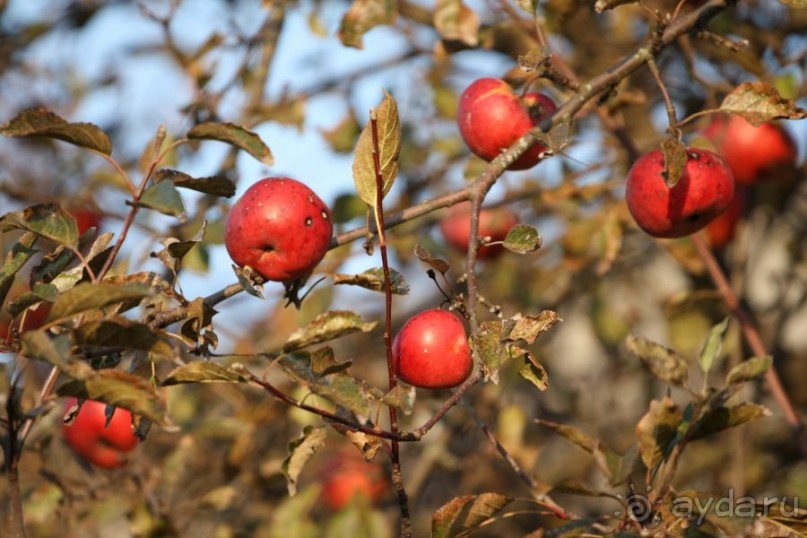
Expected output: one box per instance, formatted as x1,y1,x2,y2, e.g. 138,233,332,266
225,177,333,282
704,115,797,184
439,202,518,259
62,398,138,469
321,452,388,511
625,147,735,238
68,207,103,235
393,309,472,389
706,188,746,249
457,78,557,170
0,288,51,347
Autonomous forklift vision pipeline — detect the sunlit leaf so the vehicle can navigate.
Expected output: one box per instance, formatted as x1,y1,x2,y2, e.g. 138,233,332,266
0,204,78,248
338,0,397,49
475,320,503,383
434,0,479,47
414,244,450,275
48,283,151,322
503,224,542,254
502,311,561,345
0,107,112,155
626,334,689,386
698,317,730,374
282,311,377,353
138,181,186,219
725,356,772,386
352,89,401,207
432,493,512,538
635,397,682,469
333,267,410,294
720,81,807,126
162,362,249,385
188,122,274,165
517,349,549,391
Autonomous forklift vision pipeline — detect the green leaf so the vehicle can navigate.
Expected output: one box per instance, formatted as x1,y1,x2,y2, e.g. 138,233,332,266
21,331,72,370
154,169,236,198
688,403,770,441
282,311,377,353
414,244,450,275
517,349,549,391
187,122,274,165
720,81,807,126
0,232,38,306
48,282,151,322
502,224,542,254
501,311,561,345
57,370,168,426
725,356,772,386
698,317,730,374
434,0,480,47
162,362,248,385
282,425,328,496
72,318,174,359
660,137,687,188
635,397,682,469
338,0,397,49
0,204,79,248
332,192,367,224
431,493,512,538
0,107,112,155
352,89,401,207
138,181,186,219
626,334,689,386
474,321,503,384
333,267,410,295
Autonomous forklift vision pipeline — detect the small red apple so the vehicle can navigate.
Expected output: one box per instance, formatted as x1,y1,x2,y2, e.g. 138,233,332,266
706,188,746,249
0,287,51,347
62,398,138,469
393,309,472,389
225,177,333,282
704,115,797,184
457,78,557,170
439,202,518,259
68,207,103,235
625,147,735,238
321,452,388,511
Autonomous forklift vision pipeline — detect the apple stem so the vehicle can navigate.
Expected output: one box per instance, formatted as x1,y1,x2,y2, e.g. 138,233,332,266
691,233,807,460
370,111,413,537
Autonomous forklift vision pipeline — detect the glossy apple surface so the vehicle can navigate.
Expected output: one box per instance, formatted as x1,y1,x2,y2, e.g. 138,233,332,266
225,177,333,282
393,309,472,389
62,398,138,469
439,202,518,259
457,78,557,170
625,148,735,238
704,115,797,184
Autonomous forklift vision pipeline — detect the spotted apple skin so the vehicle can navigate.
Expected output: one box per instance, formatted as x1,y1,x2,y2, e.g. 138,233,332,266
457,78,557,171
626,148,735,238
225,177,333,282
393,309,472,389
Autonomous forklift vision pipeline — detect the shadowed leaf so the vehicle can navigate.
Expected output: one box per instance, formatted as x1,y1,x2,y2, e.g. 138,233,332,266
73,318,174,359
688,403,770,441
432,493,512,538
720,82,807,126
0,232,38,306
162,362,248,385
660,138,687,188
626,334,688,386
138,181,186,219
636,397,682,469
188,122,274,165
155,169,236,198
381,384,416,415
282,425,328,496
517,348,549,391
414,244,450,274
352,89,401,207
0,107,112,155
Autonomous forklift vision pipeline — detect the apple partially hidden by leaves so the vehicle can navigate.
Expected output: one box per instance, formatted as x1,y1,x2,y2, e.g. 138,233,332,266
704,115,797,184
225,177,333,282
62,398,138,469
439,202,518,259
67,207,103,235
457,78,557,170
626,147,735,238
393,309,472,389
0,287,51,348
321,451,388,511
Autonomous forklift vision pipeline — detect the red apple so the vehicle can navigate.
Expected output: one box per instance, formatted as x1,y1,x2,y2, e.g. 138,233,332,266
68,207,103,235
321,452,388,511
625,147,735,238
457,78,557,171
225,177,333,282
706,188,746,249
62,398,138,469
0,287,51,347
704,115,797,184
393,309,472,389
439,202,518,259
